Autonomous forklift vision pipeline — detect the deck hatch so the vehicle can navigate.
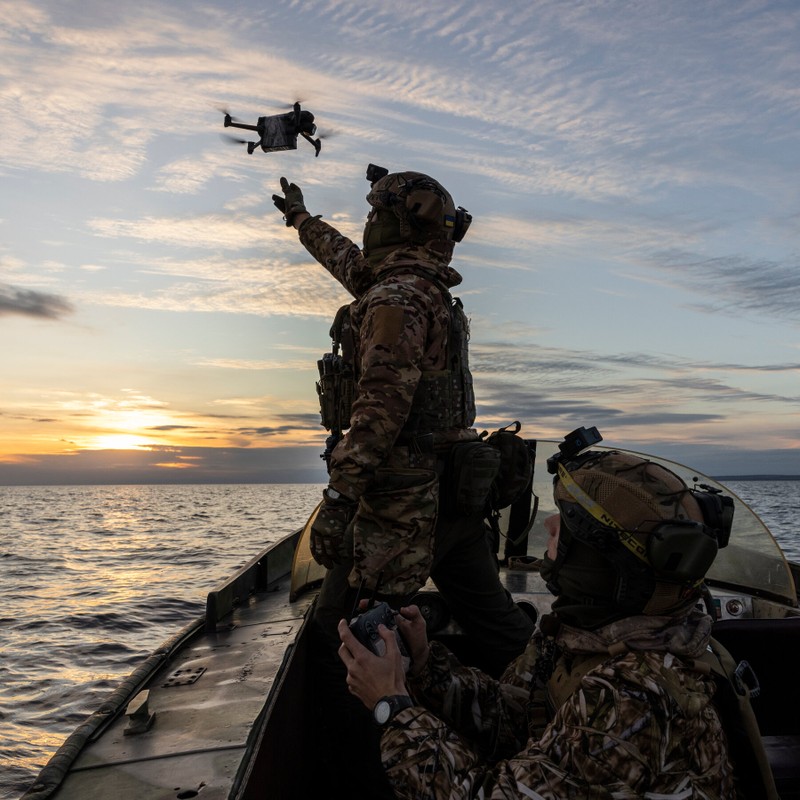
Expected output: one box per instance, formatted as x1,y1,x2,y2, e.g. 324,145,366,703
162,666,207,687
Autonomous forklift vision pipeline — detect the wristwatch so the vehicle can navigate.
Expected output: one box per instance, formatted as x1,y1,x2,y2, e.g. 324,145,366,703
373,694,414,726
324,487,352,504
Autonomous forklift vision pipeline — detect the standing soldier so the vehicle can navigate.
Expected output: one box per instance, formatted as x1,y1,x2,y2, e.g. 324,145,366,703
273,168,534,796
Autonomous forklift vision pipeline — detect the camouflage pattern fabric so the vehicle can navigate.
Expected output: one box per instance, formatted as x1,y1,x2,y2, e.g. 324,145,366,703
386,612,736,799
299,216,477,593
350,467,438,594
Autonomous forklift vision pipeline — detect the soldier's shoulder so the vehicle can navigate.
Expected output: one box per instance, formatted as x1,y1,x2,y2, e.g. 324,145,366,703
362,270,442,306
584,649,711,698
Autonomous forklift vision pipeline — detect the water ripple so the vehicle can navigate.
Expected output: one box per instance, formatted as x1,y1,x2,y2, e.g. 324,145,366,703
0,482,322,799
3,480,792,798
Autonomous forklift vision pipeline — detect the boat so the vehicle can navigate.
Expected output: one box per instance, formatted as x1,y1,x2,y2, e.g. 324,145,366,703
21,440,800,799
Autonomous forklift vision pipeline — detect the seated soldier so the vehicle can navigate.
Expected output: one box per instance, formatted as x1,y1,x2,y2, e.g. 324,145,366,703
338,447,741,799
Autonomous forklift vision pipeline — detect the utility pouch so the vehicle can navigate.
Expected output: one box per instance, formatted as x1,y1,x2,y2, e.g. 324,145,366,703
349,468,439,596
316,354,354,431
444,440,502,516
316,304,355,433
484,421,534,510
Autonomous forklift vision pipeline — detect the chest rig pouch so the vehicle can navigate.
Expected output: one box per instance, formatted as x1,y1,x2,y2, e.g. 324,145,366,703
402,295,476,437
317,304,355,446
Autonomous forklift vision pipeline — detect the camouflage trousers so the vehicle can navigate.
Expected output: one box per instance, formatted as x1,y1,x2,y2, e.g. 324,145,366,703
348,466,439,596
309,503,535,800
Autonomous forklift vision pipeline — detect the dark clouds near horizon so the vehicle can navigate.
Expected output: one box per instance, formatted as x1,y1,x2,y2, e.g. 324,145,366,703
0,445,329,486
0,283,74,320
652,251,800,321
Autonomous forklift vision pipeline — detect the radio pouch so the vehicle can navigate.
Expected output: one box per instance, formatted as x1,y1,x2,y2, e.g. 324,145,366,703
316,304,355,433
445,441,502,516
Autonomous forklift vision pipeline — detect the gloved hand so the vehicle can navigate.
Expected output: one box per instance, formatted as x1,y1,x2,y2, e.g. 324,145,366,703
310,488,356,569
272,177,307,227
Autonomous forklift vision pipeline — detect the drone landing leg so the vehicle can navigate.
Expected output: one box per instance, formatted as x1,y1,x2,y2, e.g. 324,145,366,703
300,132,321,157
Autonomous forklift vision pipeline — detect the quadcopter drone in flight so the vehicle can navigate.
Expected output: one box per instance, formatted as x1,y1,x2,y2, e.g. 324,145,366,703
220,101,322,157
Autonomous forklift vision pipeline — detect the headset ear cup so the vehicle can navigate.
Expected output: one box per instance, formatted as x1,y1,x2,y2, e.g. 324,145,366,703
647,523,718,582
453,207,472,242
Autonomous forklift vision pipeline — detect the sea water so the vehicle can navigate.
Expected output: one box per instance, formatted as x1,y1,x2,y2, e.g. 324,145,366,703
0,481,796,798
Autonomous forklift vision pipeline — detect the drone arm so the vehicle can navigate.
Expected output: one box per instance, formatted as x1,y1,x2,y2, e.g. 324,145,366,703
300,131,321,157
225,120,260,133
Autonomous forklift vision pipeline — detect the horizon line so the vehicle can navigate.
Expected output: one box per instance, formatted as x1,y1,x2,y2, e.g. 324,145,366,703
2,474,799,488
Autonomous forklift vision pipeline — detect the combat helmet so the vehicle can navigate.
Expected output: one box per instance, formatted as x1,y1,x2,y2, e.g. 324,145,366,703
362,170,472,264
541,428,733,629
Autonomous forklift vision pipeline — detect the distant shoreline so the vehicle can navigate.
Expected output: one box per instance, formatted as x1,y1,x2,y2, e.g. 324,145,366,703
1,476,799,488
715,475,800,481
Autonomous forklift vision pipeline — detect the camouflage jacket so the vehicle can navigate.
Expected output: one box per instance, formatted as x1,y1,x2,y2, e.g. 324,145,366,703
299,216,476,501
384,612,736,799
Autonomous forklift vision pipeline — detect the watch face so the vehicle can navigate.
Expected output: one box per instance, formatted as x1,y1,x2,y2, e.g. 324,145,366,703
374,699,392,725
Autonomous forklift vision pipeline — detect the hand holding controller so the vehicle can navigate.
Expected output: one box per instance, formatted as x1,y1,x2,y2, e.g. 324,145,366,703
349,601,410,669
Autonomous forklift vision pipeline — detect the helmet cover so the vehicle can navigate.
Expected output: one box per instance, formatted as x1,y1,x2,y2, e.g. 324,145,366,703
542,451,710,628
363,171,458,262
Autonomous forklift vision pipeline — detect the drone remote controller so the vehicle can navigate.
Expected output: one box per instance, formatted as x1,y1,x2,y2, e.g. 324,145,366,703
349,601,409,659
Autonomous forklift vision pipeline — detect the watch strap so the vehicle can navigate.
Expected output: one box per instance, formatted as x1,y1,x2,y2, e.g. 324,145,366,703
374,694,414,726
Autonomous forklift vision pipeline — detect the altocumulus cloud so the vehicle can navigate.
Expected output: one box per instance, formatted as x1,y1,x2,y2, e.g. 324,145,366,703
0,283,74,320
652,252,800,321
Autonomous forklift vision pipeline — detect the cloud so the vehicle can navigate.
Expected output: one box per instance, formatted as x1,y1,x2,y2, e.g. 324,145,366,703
2,0,796,217
86,213,284,250
0,445,329,485
152,151,248,194
79,256,350,319
0,283,74,319
235,416,322,437
467,337,800,447
194,357,314,371
650,251,800,322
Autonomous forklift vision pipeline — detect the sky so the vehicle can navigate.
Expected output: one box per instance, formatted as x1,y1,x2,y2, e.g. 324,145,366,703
1,0,798,485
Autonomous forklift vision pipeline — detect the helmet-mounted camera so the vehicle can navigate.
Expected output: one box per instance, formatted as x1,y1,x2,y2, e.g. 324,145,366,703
546,425,602,474
366,163,390,185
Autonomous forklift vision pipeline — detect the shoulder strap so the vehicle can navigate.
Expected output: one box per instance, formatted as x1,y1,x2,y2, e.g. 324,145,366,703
329,303,355,363
694,637,779,800
546,652,609,713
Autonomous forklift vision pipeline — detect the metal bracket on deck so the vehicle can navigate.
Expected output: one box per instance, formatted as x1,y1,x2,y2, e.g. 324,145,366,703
124,689,156,735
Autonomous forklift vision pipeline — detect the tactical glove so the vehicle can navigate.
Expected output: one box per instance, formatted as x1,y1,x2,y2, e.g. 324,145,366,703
310,488,356,569
272,177,307,227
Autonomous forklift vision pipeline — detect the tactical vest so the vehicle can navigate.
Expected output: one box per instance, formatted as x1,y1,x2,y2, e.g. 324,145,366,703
316,284,475,440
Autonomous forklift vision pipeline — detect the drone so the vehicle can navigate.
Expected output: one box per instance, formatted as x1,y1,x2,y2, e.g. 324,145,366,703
220,102,322,157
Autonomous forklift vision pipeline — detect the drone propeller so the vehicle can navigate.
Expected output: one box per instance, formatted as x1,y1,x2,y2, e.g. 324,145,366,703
219,133,249,146
220,133,258,154
216,106,245,126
